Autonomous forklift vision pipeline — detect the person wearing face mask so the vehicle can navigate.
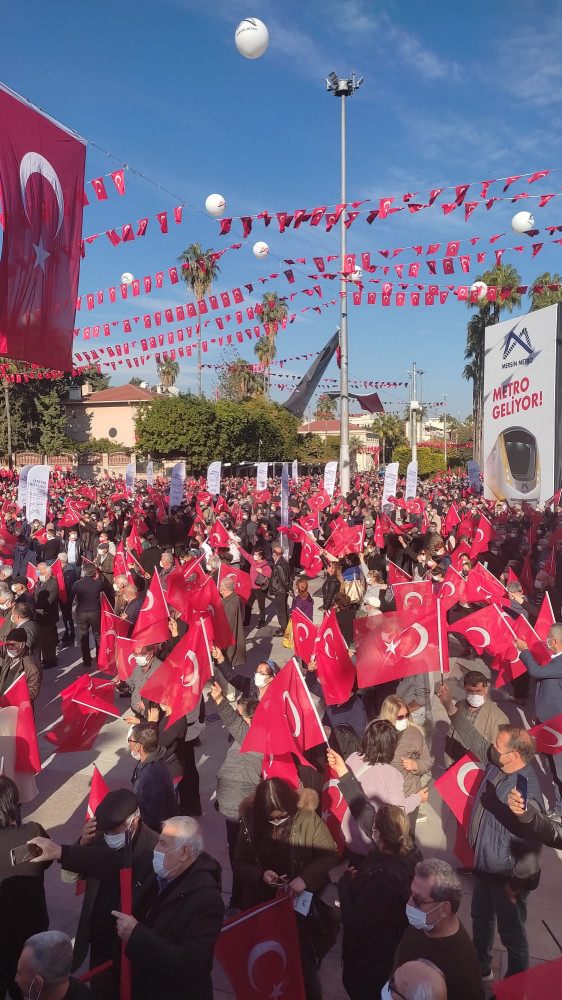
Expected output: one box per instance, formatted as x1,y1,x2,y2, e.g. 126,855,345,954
393,859,483,1000
157,550,174,590
40,528,62,566
243,547,271,630
125,645,162,721
235,777,338,1000
128,723,177,833
338,803,423,1000
440,672,508,767
12,535,36,579
517,623,562,810
28,789,157,997
0,588,16,643
251,658,280,700
33,563,59,671
378,697,434,832
15,931,91,1000
533,569,561,617
111,816,223,1000
0,629,41,702
382,960,447,1000
63,528,83,574
70,565,103,670
11,599,40,660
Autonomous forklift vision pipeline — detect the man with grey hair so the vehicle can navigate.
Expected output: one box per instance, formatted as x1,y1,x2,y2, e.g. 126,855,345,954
158,550,174,590
383,959,447,1000
517,622,562,809
15,931,90,1000
112,816,223,1000
393,859,483,999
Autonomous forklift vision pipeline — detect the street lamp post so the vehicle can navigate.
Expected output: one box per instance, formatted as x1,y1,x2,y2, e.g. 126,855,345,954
326,70,363,497
443,394,448,468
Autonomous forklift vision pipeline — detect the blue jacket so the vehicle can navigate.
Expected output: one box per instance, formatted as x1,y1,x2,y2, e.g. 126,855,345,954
520,649,562,722
132,749,177,833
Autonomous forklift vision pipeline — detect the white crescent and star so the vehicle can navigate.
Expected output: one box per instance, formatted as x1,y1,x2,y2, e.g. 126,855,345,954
282,692,301,738
323,627,335,658
457,760,481,796
143,591,154,612
247,940,287,991
322,777,343,810
20,151,65,273
180,649,199,688
404,591,424,607
465,626,491,649
538,725,562,750
296,622,309,644
441,581,456,597
383,635,400,655
404,623,429,658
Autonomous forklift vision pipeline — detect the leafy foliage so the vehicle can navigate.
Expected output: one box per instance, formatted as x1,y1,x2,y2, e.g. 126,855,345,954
392,445,445,477
529,272,562,312
314,394,338,420
156,359,180,388
253,292,289,398
37,389,68,455
215,353,264,402
371,414,407,463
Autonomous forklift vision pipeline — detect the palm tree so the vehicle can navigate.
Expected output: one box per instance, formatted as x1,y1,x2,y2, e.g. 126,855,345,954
529,271,562,311
463,262,522,464
157,359,180,389
372,414,406,464
314,393,338,420
254,291,288,397
178,243,221,395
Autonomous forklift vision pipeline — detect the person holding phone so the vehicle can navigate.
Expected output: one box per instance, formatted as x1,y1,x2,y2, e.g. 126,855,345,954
0,776,51,1000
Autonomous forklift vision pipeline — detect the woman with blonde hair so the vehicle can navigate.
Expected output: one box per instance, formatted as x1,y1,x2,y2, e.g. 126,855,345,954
379,695,434,830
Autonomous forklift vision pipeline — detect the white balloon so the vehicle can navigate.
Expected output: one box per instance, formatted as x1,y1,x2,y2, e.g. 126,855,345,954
235,17,269,59
253,240,269,258
511,210,535,234
470,280,488,301
350,266,363,283
120,272,134,285
205,193,226,218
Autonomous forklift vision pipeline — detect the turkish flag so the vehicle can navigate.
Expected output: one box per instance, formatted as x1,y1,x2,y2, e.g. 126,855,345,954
217,562,252,602
393,580,436,614
208,520,230,548
535,592,555,640
126,522,144,556
386,560,412,585
457,511,477,539
545,489,562,510
0,85,85,370
180,554,208,586
51,558,67,603
439,566,466,612
443,503,461,535
520,552,535,596
26,561,38,592
262,752,300,788
510,613,550,666
291,607,318,664
450,604,522,686
529,713,562,755
494,956,562,999
76,765,110,896
308,490,330,513
216,895,305,1000
0,521,17,550
450,541,472,570
131,570,170,645
464,562,507,605
113,541,135,584
184,576,235,648
58,505,81,528
314,609,355,705
0,674,40,772
115,635,139,682
338,523,365,556
299,534,324,578
434,752,485,865
45,676,119,752
299,512,319,533
140,619,212,726
98,609,129,673
355,604,448,687
469,514,496,558
321,764,346,854
241,657,326,760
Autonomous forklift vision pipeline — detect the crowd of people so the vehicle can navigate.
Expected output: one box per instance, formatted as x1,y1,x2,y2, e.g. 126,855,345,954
1,464,562,1000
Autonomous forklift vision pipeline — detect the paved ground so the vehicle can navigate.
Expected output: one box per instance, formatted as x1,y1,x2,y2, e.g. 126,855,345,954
21,590,562,998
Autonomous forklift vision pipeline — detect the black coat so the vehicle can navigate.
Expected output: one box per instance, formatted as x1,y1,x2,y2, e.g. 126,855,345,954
269,555,290,597
131,749,178,832
126,852,224,1000
34,575,59,624
0,821,50,963
321,575,340,611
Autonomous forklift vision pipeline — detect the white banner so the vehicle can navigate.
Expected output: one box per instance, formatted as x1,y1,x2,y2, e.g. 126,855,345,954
467,460,482,492
169,461,185,508
125,462,136,497
256,462,268,492
382,461,399,507
291,459,299,483
405,461,418,500
206,461,222,496
26,465,50,525
17,464,33,511
323,461,338,498
483,304,558,504
146,461,154,487
280,462,290,556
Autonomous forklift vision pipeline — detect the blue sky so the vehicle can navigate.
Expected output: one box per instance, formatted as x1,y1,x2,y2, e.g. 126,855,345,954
5,0,562,419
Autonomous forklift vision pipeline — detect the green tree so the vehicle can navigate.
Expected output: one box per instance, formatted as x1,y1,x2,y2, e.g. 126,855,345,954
37,388,68,455
128,377,143,387
178,243,221,395
371,414,407,463
242,398,300,459
297,433,332,463
216,354,264,402
254,292,289,397
392,445,445,477
464,262,522,464
135,394,219,464
156,359,180,389
215,401,277,464
529,271,562,311
314,393,338,420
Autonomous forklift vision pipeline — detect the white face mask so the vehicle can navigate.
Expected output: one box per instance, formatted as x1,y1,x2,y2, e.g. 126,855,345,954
405,901,442,931
70,534,77,541
6,649,20,659
395,717,409,732
130,749,141,761
113,583,120,591
104,831,127,850
152,845,183,879
466,692,486,708
135,655,148,667
254,673,267,688
380,983,393,1000
38,575,47,583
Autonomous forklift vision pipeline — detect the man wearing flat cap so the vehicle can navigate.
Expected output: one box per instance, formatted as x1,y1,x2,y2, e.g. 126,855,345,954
28,788,158,997
0,627,41,702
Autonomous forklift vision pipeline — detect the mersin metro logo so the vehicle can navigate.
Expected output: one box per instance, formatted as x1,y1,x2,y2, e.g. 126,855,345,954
502,327,533,360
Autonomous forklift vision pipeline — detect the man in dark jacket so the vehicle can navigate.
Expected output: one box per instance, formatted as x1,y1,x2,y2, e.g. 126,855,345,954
112,816,224,1000
129,722,177,833
58,553,79,647
269,543,290,635
71,565,103,669
33,562,59,669
219,575,246,672
0,628,41,702
11,600,40,660
517,622,562,809
12,536,36,579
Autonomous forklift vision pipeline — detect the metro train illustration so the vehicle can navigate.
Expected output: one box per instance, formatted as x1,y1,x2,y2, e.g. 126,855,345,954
484,426,541,501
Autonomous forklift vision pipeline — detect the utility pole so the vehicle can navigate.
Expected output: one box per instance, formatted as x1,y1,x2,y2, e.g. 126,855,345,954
408,362,425,466
326,70,363,497
443,394,448,468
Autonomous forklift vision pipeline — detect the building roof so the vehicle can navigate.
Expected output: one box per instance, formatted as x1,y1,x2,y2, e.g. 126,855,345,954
77,385,156,404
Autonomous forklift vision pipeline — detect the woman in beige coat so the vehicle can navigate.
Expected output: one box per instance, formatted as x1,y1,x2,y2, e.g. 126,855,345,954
378,695,434,831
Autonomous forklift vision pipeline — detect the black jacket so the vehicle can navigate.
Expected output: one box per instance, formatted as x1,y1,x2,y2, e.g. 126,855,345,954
0,821,51,959
126,852,224,1000
322,574,340,611
269,555,290,597
34,575,59,624
131,748,178,832
516,803,562,848
71,576,103,614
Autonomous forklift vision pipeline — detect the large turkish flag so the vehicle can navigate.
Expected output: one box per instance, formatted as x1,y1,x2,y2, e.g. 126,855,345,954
0,84,85,369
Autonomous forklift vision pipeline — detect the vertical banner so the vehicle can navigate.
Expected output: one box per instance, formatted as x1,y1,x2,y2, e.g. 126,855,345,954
382,461,399,507
467,460,482,493
26,465,50,524
206,461,222,496
280,462,290,557
125,462,136,497
17,464,33,510
291,459,299,483
256,462,268,491
323,461,338,498
169,461,185,508
146,460,154,487
405,461,418,500
483,304,559,504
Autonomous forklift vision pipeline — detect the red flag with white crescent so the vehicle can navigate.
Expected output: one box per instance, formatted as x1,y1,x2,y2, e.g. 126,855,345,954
321,764,347,854
434,753,485,866
469,514,496,559
439,565,466,612
291,607,318,664
140,618,213,727
386,560,412,585
530,713,562,755
464,561,508,605
131,570,170,645
98,609,129,673
261,752,300,788
393,580,436,614
217,562,252,602
314,609,355,705
535,592,555,640
0,84,86,369
355,605,448,687
241,657,326,760
443,502,461,536
0,673,40,772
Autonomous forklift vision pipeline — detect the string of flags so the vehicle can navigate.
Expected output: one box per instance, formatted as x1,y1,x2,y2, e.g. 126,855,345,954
80,205,184,256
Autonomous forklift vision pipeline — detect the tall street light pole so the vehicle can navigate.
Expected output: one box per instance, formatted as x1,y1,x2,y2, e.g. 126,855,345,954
443,394,448,469
326,70,363,497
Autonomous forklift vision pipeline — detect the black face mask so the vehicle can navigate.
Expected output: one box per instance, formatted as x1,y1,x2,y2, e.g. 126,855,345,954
488,745,502,767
